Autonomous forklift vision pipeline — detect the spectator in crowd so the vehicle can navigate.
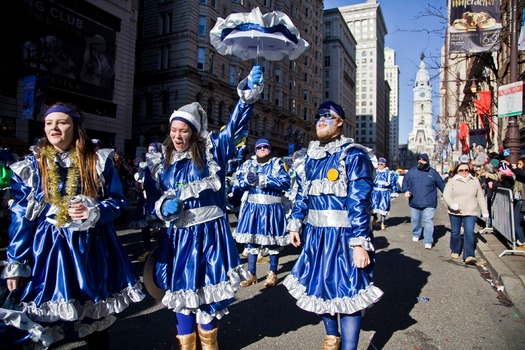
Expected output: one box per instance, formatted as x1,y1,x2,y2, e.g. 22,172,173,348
232,138,291,288
285,101,383,350
443,162,489,265
504,157,525,249
402,153,445,250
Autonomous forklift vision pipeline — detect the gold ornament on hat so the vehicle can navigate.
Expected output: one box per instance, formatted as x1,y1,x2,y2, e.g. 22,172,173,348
327,168,339,181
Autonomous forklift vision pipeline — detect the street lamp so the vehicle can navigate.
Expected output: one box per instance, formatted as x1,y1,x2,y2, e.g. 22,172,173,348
503,0,520,164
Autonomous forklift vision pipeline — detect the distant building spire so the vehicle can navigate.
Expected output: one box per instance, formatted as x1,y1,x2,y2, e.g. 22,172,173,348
420,52,425,61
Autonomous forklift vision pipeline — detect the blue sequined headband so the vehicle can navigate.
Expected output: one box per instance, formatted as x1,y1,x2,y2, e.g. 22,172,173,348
44,105,81,120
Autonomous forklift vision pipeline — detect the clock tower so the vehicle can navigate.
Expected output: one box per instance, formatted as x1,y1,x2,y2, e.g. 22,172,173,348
407,56,435,161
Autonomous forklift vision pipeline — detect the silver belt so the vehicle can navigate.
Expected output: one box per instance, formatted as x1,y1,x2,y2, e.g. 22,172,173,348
247,193,282,204
174,205,224,228
306,209,350,227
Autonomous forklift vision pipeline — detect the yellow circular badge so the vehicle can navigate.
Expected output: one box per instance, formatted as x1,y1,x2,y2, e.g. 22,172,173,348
327,168,339,181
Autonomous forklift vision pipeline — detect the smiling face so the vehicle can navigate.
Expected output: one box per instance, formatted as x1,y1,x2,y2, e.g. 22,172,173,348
315,112,343,141
44,112,75,152
170,120,193,152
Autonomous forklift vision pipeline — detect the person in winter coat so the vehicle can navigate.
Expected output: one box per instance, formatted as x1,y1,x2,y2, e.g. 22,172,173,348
401,153,445,250
443,162,489,265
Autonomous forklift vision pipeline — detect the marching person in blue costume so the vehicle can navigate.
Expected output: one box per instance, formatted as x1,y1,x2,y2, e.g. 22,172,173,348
151,66,263,350
284,101,383,350
129,142,165,262
232,138,291,288
371,157,398,230
1,102,145,349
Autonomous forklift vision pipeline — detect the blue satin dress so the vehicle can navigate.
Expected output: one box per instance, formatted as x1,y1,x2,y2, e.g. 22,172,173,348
1,148,144,344
371,168,398,216
232,156,291,250
284,136,384,315
153,100,253,324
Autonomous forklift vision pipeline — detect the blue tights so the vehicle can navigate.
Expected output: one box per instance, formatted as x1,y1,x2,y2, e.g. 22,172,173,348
175,313,218,335
322,312,362,350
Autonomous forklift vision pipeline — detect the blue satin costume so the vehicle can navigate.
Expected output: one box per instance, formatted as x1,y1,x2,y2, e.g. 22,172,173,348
152,99,256,325
284,136,383,315
1,148,145,344
232,156,291,251
371,168,398,216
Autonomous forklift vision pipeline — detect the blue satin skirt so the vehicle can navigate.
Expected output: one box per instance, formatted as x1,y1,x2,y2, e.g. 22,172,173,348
371,189,391,215
284,225,383,315
234,202,288,246
155,216,250,323
17,221,144,324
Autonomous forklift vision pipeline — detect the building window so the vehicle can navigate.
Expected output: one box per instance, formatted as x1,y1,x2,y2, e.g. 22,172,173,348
160,46,169,69
159,13,172,34
325,22,332,37
229,65,236,85
324,55,331,67
198,16,206,35
197,48,205,70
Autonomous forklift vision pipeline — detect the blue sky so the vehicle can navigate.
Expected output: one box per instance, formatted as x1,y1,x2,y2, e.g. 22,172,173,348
323,0,447,144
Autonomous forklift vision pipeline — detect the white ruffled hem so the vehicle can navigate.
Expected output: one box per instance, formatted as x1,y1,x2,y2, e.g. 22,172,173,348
161,265,250,323
283,274,383,316
19,283,145,323
233,232,290,246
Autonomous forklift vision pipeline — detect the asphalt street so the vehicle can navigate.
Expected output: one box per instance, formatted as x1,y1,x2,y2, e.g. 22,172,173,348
6,196,525,350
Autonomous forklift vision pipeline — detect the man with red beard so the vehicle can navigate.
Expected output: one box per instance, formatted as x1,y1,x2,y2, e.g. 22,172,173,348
284,101,383,350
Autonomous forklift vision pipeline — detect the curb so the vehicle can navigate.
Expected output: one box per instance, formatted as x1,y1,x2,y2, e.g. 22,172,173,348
476,237,525,318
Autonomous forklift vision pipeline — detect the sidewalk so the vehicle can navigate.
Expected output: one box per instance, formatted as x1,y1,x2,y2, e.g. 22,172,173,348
475,227,525,317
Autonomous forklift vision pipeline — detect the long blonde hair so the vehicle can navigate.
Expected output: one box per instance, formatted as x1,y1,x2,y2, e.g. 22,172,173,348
39,102,100,200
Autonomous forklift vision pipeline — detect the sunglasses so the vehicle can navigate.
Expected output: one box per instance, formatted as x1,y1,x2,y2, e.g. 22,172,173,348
378,163,385,166
458,169,469,173
255,145,270,151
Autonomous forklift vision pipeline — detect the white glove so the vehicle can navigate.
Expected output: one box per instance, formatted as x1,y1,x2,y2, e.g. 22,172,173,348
450,203,460,211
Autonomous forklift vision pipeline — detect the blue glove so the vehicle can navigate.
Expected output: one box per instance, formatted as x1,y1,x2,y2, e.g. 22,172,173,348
247,65,263,90
247,172,259,186
162,199,180,216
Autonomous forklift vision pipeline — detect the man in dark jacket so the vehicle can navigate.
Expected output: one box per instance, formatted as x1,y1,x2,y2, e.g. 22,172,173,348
402,153,445,250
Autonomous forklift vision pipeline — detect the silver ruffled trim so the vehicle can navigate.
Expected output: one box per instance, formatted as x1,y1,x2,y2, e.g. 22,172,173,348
75,315,117,338
283,274,383,315
232,232,290,246
19,283,145,323
64,195,100,231
237,77,264,104
349,236,375,252
286,218,303,232
0,260,32,278
10,159,47,221
0,307,63,348
162,265,250,324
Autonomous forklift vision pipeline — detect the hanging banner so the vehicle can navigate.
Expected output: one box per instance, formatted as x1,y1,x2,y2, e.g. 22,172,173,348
498,81,523,118
519,8,525,50
22,75,36,120
448,0,502,53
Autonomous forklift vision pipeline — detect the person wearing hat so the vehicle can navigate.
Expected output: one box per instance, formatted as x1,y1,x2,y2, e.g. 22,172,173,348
401,153,445,250
129,142,165,262
1,102,145,348
443,162,489,264
371,157,398,230
232,138,291,288
285,101,383,350
150,66,263,349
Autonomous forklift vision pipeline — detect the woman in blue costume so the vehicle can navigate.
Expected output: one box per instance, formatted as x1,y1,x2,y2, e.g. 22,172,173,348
284,101,383,350
151,66,263,350
1,102,145,349
232,138,290,288
371,157,398,230
129,142,165,262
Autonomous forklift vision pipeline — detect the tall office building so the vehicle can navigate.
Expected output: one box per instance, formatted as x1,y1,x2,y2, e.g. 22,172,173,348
322,8,357,138
384,47,399,167
338,0,388,157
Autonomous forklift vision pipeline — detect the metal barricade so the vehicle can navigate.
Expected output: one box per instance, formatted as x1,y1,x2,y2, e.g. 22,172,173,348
490,187,525,257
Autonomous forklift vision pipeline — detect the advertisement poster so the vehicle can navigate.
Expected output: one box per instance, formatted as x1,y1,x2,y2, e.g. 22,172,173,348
448,0,502,53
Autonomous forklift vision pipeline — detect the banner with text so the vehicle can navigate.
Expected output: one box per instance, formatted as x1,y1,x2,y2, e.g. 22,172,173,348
448,0,501,53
